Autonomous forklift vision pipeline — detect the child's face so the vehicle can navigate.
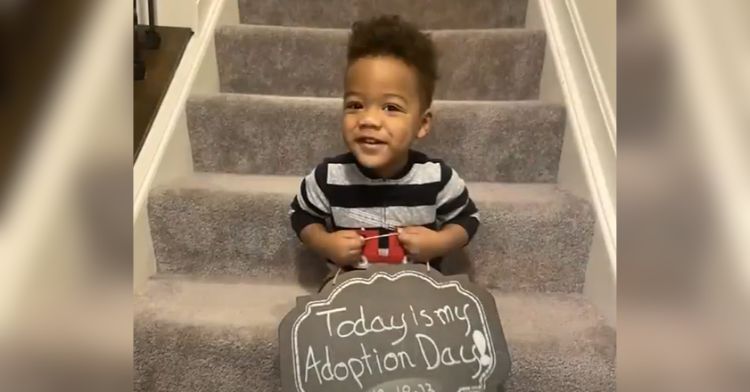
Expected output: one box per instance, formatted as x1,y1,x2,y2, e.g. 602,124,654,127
343,56,431,177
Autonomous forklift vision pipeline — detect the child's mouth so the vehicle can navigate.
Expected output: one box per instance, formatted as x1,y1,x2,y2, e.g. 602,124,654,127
355,137,387,153
356,137,386,145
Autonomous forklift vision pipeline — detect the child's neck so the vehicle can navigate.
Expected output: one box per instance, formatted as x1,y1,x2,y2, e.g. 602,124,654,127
365,152,411,179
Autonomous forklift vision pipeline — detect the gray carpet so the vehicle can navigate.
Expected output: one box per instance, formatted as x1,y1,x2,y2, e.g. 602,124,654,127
238,0,529,29
216,25,546,100
135,279,615,392
187,94,565,182
136,0,615,390
148,174,594,293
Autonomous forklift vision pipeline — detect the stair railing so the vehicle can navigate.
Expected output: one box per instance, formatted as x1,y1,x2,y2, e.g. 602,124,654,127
133,0,162,80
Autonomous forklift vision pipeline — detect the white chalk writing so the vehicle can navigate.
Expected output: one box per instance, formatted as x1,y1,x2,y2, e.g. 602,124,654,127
303,302,490,389
291,270,497,392
305,343,417,389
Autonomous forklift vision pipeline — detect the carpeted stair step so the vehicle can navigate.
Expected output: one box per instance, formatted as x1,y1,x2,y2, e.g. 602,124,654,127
134,278,616,392
215,24,545,100
187,94,565,183
147,173,594,293
238,0,529,29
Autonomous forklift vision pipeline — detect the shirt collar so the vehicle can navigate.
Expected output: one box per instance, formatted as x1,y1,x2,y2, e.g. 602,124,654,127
354,150,415,180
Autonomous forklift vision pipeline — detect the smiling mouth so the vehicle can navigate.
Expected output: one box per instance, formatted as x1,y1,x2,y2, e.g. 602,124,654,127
356,137,386,145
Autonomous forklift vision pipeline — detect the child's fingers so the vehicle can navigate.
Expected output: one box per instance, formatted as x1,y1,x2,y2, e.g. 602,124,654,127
339,231,365,246
398,231,414,246
348,240,363,252
398,227,416,236
398,235,417,253
406,244,420,255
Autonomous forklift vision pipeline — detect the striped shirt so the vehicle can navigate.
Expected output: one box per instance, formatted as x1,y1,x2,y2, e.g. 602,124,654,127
290,150,480,241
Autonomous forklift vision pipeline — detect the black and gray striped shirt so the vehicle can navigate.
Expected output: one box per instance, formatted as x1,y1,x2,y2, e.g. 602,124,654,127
290,150,480,241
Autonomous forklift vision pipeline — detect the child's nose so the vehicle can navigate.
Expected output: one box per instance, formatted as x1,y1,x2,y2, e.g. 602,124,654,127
357,108,382,129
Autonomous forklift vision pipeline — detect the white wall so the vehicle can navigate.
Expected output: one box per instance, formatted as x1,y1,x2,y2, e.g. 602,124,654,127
569,0,616,108
137,0,215,32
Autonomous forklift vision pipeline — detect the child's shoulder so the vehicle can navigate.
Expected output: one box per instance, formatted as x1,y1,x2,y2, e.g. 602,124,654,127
409,150,456,179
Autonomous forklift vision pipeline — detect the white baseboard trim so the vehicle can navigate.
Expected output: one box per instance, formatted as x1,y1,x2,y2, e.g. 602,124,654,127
533,0,617,320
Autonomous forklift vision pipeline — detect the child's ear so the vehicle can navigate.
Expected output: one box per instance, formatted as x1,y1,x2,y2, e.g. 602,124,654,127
416,109,432,139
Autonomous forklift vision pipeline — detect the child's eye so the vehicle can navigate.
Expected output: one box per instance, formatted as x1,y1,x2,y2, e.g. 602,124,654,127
345,101,363,110
383,104,403,112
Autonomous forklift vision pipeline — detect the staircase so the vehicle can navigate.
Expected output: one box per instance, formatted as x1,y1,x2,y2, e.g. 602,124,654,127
135,0,616,390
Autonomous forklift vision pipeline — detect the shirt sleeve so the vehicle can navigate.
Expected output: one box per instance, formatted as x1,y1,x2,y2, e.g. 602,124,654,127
435,165,480,242
289,165,331,239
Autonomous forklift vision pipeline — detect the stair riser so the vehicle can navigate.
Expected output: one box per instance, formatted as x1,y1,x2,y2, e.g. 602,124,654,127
187,96,565,183
148,189,594,292
134,321,615,392
238,0,529,29
215,26,546,100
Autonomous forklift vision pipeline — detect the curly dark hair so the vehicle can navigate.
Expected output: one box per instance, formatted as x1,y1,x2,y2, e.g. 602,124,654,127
347,15,438,110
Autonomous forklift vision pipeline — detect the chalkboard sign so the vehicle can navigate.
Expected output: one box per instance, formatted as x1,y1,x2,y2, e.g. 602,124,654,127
279,264,511,392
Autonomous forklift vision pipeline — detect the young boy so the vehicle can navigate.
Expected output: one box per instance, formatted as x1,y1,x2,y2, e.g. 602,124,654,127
289,15,479,271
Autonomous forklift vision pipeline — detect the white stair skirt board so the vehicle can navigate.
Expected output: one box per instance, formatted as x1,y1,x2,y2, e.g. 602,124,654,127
133,0,240,291
527,0,616,325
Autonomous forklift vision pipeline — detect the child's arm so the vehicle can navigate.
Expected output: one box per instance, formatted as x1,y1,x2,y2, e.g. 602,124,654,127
398,166,479,262
300,224,364,266
398,224,469,262
290,166,364,266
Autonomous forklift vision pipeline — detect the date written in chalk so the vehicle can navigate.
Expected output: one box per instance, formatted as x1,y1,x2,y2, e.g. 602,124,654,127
371,384,436,392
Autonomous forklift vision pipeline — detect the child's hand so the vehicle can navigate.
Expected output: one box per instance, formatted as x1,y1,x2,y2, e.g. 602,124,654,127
323,230,365,266
397,226,447,263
